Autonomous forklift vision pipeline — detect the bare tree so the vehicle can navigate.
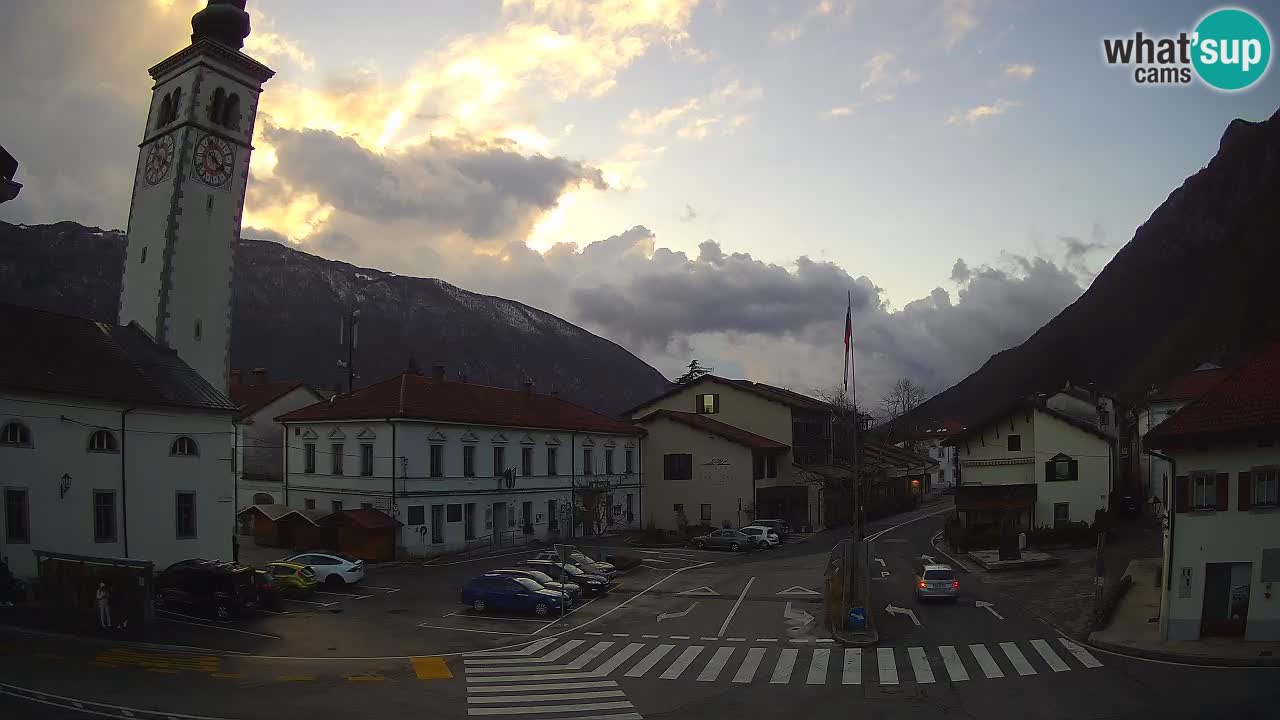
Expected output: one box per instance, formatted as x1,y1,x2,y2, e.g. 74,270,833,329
812,385,874,420
880,377,928,421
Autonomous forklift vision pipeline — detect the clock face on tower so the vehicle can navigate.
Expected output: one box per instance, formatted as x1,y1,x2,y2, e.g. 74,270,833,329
143,134,176,186
193,134,235,188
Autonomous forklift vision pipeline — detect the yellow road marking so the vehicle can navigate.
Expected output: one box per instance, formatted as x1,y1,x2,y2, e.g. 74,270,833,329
277,675,314,682
36,653,65,661
210,673,243,679
145,668,179,674
92,662,119,669
411,656,453,680
347,675,385,682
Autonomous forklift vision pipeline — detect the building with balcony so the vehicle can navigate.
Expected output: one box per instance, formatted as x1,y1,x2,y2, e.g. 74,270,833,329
945,387,1115,531
276,365,644,557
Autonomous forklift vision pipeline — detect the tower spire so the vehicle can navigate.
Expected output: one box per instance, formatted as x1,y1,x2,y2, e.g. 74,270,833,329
191,0,252,50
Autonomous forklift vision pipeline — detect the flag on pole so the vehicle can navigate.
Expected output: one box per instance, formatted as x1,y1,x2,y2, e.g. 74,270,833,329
843,290,853,393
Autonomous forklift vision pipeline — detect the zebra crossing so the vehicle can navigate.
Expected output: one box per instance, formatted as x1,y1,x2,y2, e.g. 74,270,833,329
463,637,643,719
464,635,1103,700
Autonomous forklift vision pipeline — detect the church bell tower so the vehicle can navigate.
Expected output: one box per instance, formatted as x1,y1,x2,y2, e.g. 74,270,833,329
118,0,273,396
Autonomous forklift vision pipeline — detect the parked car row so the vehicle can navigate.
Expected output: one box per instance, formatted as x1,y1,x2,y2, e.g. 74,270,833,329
692,522,783,552
153,550,361,619
461,550,619,617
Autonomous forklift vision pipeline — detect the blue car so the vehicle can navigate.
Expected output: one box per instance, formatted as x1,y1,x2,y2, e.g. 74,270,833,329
461,573,567,616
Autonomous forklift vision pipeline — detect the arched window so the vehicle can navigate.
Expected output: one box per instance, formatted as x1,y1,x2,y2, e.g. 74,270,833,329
171,436,199,456
222,93,241,131
88,429,118,453
168,87,182,123
1,421,32,447
156,94,172,129
209,87,226,124
194,319,202,341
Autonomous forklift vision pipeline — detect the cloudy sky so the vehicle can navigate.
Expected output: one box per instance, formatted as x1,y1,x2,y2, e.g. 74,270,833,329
2,0,1277,405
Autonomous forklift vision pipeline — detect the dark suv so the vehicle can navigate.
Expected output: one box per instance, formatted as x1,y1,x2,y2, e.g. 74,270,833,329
154,559,258,619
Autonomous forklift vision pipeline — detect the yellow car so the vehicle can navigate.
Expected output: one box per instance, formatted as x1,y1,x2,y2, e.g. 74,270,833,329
264,561,318,596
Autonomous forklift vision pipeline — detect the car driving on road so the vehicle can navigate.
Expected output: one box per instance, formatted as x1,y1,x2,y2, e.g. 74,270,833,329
914,564,959,602
691,528,756,552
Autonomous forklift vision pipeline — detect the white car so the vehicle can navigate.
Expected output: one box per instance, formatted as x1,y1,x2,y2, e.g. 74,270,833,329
284,551,365,586
739,525,780,548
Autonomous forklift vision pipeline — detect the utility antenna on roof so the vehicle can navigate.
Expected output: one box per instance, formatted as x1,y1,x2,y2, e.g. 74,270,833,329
337,309,361,394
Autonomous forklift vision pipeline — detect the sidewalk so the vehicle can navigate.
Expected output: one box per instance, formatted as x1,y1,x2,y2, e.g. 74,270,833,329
1088,558,1280,667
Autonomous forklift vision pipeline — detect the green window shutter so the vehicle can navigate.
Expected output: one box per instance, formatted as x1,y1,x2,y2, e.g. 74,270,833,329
1069,458,1079,482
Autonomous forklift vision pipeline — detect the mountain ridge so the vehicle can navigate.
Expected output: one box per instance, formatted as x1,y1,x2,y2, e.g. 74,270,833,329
0,220,672,416
904,107,1280,428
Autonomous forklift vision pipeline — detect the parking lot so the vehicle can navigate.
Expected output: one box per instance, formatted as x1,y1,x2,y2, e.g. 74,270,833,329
145,545,719,658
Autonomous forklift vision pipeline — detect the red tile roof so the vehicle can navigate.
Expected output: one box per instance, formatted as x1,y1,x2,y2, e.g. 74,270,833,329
634,409,788,450
1146,341,1280,449
230,380,308,419
1147,366,1231,403
319,509,401,529
863,441,938,470
278,371,642,435
0,303,235,411
625,375,832,416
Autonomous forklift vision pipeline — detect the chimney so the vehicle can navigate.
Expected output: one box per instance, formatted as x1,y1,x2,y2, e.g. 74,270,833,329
432,365,446,381
230,369,243,386
456,372,468,384
523,381,534,396
251,368,267,385
550,390,560,399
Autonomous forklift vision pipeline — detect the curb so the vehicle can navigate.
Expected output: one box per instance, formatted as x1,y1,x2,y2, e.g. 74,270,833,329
1086,633,1280,668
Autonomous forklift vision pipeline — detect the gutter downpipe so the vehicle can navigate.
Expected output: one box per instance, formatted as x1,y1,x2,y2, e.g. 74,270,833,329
282,423,289,505
390,417,398,560
1146,448,1176,640
120,407,135,558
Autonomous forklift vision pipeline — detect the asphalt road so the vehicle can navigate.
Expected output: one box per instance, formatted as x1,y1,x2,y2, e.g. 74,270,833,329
3,500,1279,720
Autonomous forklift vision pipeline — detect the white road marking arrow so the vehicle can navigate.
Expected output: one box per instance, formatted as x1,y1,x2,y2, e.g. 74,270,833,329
885,605,921,626
874,558,886,567
880,571,891,578
783,601,815,626
920,554,936,564
776,586,821,597
657,602,699,622
677,586,720,596
975,601,1004,620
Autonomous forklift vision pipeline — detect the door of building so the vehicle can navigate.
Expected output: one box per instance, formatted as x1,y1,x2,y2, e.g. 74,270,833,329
1202,561,1250,637
431,505,444,543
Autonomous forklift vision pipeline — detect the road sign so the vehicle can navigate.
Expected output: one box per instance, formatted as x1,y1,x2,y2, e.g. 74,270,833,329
848,607,867,630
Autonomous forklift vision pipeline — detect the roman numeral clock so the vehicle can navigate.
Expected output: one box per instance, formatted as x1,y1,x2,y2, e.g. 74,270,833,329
192,134,235,189
118,0,274,397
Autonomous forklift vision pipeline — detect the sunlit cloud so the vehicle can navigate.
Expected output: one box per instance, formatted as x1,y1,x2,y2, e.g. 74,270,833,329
1003,63,1036,81
940,0,979,50
620,80,762,140
823,105,858,118
770,0,856,45
946,98,1020,126
859,52,920,104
